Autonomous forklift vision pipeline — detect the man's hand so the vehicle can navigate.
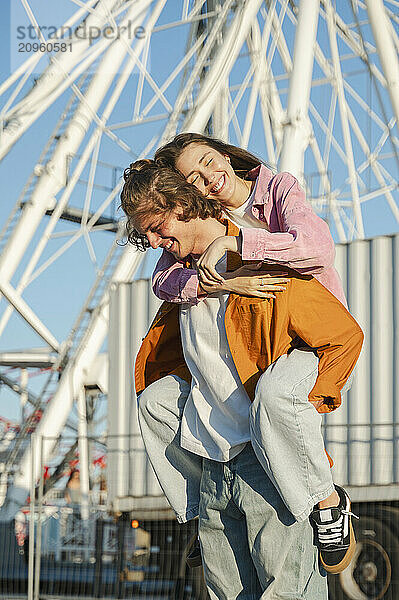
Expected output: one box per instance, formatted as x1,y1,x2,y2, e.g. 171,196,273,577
196,236,241,286
199,264,289,298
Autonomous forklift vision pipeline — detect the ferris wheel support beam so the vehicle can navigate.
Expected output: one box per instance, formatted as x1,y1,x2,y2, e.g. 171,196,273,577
308,134,347,243
0,244,143,521
0,0,167,337
311,35,398,226
346,108,399,225
206,0,228,141
212,82,229,140
161,0,236,141
0,1,105,142
279,0,319,180
0,279,60,352
182,0,262,132
185,0,263,133
244,10,284,162
0,39,112,162
0,0,153,305
0,0,101,98
325,0,364,239
0,0,168,520
0,0,123,160
77,387,90,521
365,0,399,128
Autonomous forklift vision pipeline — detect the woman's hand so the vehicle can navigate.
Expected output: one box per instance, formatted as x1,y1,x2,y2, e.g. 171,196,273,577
196,235,241,286
199,264,289,298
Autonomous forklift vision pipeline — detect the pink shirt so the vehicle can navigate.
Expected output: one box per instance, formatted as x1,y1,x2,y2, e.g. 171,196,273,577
152,164,347,307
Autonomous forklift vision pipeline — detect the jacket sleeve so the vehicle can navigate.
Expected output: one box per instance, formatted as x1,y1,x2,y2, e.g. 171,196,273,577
152,249,199,304
287,277,364,413
241,173,335,275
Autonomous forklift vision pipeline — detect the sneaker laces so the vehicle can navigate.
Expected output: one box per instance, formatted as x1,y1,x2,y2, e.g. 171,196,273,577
343,509,359,519
317,510,358,547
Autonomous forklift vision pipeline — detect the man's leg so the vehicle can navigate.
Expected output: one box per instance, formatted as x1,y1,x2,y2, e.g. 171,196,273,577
199,454,263,600
249,349,335,522
138,375,202,523
199,444,327,600
236,445,327,599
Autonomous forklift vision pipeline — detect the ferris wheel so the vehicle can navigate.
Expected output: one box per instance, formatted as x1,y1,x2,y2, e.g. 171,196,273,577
0,0,398,517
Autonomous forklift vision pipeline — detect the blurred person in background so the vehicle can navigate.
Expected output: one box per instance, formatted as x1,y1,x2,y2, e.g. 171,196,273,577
64,469,81,505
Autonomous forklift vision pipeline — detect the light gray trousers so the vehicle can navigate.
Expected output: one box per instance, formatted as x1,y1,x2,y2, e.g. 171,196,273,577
199,443,328,599
138,349,345,523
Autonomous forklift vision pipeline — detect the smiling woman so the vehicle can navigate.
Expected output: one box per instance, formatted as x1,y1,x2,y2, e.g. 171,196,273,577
175,143,254,209
152,132,347,306
155,133,264,215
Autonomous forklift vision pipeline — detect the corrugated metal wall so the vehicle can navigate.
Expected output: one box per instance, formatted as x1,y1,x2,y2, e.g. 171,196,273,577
327,233,399,487
108,280,162,505
108,233,399,505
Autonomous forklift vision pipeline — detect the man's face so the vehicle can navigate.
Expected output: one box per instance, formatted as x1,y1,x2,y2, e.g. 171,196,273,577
136,210,203,259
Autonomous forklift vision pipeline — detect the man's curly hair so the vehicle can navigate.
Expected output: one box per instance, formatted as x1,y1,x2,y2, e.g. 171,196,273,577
120,159,223,250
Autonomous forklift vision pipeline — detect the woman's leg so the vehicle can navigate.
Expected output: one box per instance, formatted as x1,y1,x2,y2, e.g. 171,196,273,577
138,375,202,523
249,349,335,522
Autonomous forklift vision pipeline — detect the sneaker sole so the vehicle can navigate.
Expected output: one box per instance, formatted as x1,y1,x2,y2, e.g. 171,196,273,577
320,520,356,574
186,553,202,568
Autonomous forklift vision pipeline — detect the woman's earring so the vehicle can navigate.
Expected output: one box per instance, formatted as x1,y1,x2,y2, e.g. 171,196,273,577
224,155,230,163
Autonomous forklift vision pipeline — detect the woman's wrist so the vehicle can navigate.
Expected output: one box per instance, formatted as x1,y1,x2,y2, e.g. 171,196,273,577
236,233,242,254
197,280,208,297
218,235,241,253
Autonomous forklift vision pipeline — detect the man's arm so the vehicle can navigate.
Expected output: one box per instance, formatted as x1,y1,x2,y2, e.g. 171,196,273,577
288,277,364,413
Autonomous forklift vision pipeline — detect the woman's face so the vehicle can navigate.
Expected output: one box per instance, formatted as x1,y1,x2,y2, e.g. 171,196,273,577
175,143,238,206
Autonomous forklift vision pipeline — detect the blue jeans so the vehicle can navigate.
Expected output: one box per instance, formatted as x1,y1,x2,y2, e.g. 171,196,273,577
138,349,348,523
199,443,327,599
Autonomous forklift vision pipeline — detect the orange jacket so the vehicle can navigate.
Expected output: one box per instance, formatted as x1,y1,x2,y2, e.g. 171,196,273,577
135,222,363,414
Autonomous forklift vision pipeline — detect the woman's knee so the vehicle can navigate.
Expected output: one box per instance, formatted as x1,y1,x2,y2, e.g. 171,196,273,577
137,375,190,423
137,386,155,422
253,369,286,413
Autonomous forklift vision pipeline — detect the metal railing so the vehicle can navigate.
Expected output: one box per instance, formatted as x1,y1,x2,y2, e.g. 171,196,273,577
1,432,399,600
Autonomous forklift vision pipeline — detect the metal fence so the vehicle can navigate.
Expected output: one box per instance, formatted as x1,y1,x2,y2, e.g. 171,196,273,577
0,433,398,600
0,433,207,600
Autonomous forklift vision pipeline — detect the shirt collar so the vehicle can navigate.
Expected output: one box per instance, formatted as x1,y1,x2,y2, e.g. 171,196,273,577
246,163,274,206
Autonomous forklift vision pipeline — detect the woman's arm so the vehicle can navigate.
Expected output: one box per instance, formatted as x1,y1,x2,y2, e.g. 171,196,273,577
152,250,200,304
241,172,335,272
193,173,336,285
152,249,288,303
153,172,335,302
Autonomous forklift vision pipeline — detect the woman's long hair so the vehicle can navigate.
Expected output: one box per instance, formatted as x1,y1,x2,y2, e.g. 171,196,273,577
154,132,267,177
66,469,80,486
